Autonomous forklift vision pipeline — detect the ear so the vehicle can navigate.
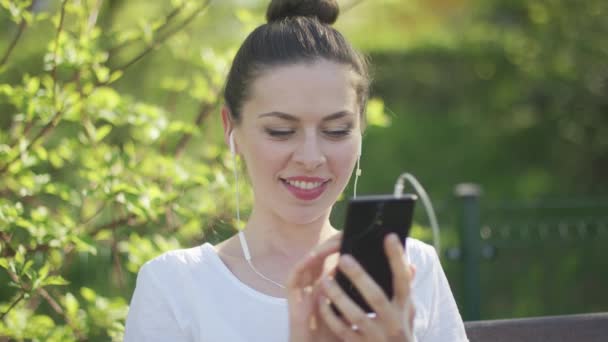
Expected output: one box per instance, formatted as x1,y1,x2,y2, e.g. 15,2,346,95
221,106,235,153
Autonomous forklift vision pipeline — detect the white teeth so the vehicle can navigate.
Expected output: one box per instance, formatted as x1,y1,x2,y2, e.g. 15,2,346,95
286,180,323,190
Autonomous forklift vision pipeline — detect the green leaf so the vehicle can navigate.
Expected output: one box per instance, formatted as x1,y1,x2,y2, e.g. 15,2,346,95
22,260,34,275
95,124,112,142
0,83,14,96
0,257,9,270
80,287,96,302
94,66,110,83
64,292,79,317
70,235,98,256
108,70,123,83
366,98,391,128
39,262,50,279
14,245,25,266
25,76,40,94
43,275,70,286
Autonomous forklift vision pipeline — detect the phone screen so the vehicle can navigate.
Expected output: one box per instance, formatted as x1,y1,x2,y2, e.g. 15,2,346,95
334,194,416,314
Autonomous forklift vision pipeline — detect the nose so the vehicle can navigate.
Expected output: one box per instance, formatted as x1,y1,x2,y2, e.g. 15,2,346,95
292,132,326,171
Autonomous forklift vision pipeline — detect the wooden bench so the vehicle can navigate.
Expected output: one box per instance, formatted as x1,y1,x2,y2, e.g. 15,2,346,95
465,312,608,342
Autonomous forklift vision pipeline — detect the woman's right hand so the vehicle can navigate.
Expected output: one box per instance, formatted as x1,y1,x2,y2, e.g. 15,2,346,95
287,232,343,342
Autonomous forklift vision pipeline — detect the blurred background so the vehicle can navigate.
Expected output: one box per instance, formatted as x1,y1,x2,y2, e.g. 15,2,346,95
0,0,606,340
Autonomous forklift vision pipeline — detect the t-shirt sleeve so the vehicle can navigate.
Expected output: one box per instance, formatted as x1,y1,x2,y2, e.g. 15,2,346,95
124,262,188,341
420,246,469,342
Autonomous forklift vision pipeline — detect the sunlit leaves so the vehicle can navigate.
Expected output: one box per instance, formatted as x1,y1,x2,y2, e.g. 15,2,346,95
1,0,241,340
0,0,32,24
118,233,181,273
365,98,391,128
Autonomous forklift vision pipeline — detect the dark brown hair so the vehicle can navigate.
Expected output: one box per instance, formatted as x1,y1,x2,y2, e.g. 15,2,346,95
223,0,370,127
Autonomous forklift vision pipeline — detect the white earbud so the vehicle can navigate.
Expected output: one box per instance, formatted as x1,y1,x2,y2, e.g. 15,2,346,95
229,131,236,155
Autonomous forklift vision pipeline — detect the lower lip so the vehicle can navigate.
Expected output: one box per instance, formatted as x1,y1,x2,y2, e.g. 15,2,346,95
281,180,329,201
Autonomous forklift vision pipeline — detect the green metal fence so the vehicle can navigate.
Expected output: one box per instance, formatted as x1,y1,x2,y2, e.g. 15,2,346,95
448,184,608,321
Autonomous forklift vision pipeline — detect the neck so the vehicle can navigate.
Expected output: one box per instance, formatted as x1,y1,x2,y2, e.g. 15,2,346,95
241,206,338,261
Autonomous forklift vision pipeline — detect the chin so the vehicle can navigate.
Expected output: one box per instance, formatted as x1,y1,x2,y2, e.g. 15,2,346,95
276,206,330,226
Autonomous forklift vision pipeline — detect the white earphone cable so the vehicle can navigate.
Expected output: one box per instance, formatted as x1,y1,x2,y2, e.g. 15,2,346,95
394,172,441,254
232,132,286,289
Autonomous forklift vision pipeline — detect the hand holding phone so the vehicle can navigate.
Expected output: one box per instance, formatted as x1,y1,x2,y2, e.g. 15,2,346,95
333,194,416,314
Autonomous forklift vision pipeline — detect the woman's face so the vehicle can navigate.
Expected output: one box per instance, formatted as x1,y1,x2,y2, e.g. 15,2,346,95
229,59,361,225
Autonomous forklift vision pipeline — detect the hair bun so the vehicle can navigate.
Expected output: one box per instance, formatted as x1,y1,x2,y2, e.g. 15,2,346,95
266,0,339,25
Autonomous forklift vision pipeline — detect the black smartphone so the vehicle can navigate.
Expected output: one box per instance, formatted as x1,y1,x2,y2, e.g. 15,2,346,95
333,194,416,314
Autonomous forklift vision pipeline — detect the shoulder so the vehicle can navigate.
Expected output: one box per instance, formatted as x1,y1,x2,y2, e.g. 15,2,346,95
138,243,212,281
126,245,211,340
405,237,439,268
405,237,445,291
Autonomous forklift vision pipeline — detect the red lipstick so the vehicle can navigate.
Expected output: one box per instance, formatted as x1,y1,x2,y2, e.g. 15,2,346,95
281,176,330,201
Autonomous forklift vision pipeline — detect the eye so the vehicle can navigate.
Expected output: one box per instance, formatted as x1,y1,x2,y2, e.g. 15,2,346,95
324,129,351,138
265,128,294,138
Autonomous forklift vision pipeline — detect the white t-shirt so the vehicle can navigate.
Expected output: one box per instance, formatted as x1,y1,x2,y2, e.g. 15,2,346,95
124,238,469,341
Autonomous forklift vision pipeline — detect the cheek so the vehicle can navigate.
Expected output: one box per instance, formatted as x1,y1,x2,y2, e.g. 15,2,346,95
245,140,290,176
327,144,358,177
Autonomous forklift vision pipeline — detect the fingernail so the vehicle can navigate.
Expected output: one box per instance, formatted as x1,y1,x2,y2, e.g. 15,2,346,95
388,233,400,245
303,286,313,294
309,315,317,331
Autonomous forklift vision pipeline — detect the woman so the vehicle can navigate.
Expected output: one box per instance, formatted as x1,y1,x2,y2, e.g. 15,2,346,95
124,0,469,341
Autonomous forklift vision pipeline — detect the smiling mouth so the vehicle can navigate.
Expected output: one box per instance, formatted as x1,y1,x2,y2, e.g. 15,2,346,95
280,178,331,190
279,178,331,201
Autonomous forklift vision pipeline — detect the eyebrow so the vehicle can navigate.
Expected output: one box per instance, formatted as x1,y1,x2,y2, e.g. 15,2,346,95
257,110,354,122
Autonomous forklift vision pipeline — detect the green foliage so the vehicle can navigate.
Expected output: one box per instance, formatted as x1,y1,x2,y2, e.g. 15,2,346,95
0,0,239,340
363,0,608,198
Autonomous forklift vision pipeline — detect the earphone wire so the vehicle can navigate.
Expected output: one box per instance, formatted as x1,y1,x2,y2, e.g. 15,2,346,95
232,135,286,289
353,156,361,198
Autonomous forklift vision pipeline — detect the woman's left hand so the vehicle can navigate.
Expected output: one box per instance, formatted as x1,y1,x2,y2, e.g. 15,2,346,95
317,233,416,342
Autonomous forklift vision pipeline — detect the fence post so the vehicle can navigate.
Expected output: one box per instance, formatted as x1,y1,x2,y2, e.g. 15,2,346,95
455,183,482,321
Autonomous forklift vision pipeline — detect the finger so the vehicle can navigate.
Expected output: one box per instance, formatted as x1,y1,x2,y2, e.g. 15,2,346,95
321,274,375,334
286,233,342,308
408,298,416,327
404,296,416,342
287,232,342,289
337,254,400,334
317,295,360,341
385,233,412,307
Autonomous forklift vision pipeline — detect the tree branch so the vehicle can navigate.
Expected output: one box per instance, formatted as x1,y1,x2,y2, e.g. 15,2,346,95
111,229,125,290
0,291,25,320
0,0,69,175
39,288,86,341
3,262,85,340
0,231,16,258
174,98,218,158
105,0,212,82
0,108,64,174
0,20,27,68
107,3,185,55
52,0,68,97
0,0,37,68
88,214,136,237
